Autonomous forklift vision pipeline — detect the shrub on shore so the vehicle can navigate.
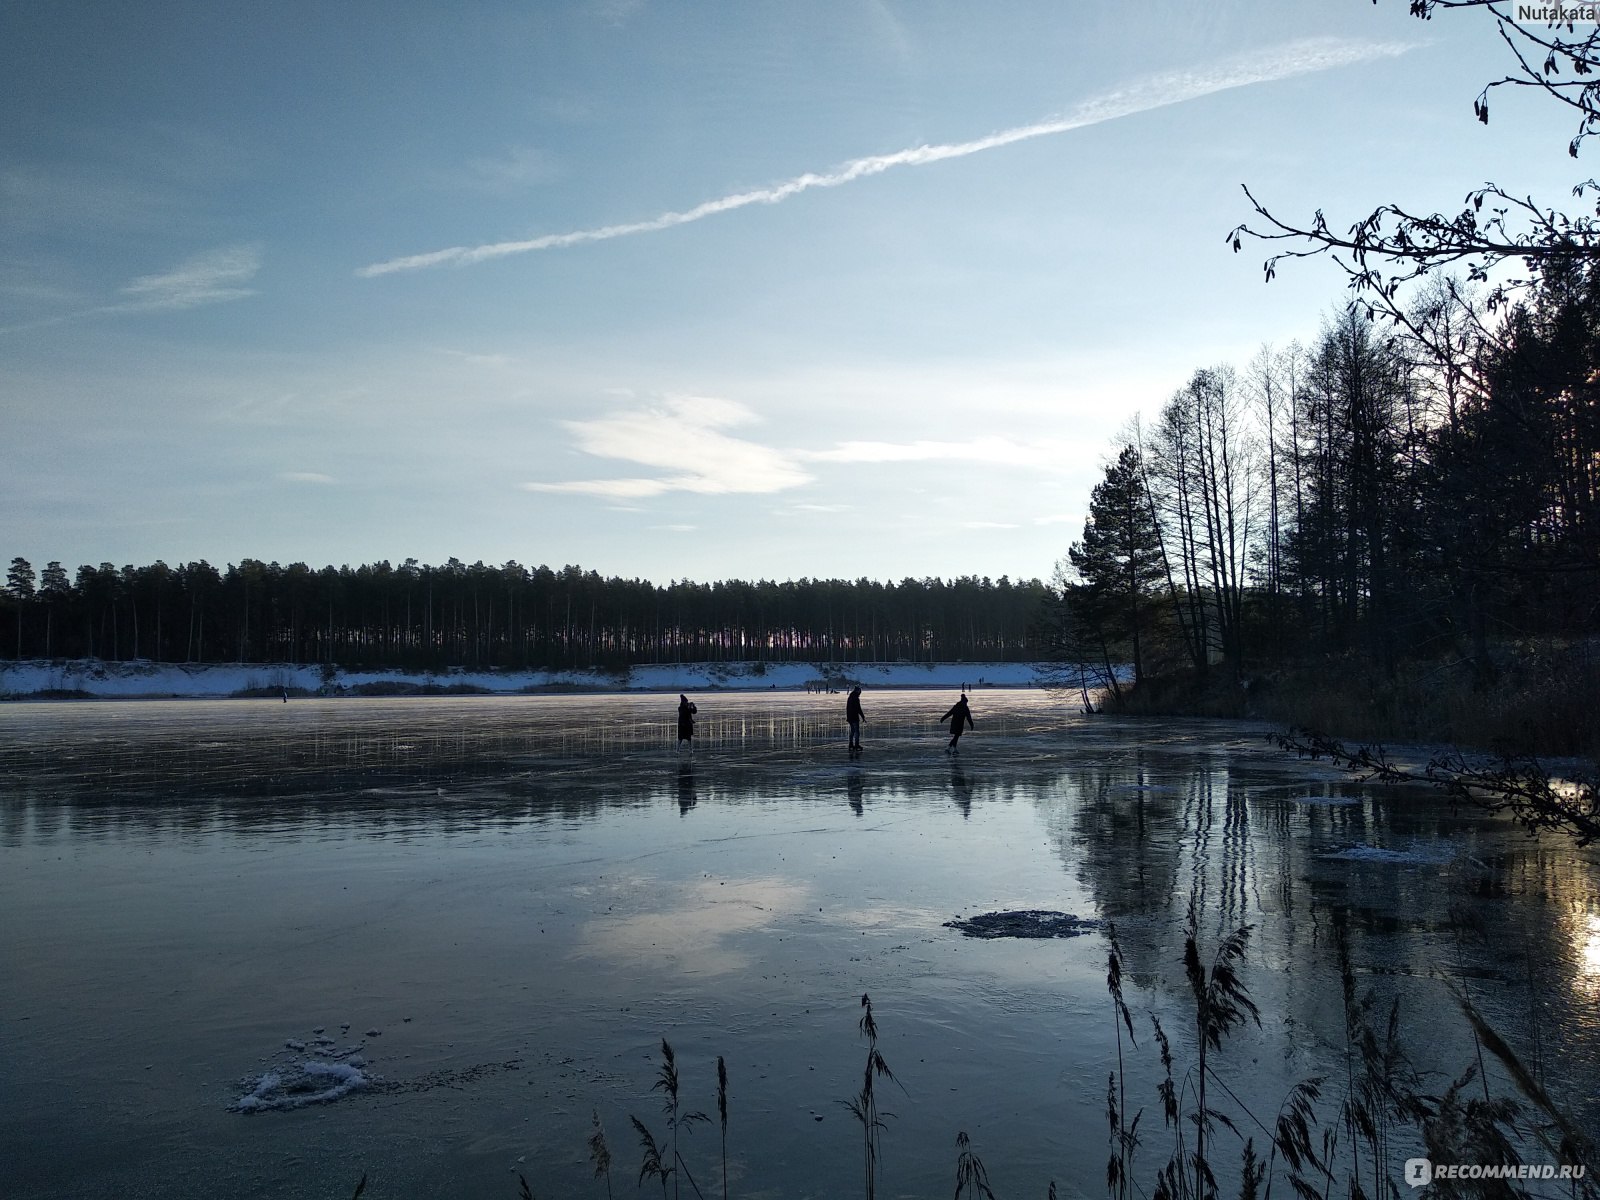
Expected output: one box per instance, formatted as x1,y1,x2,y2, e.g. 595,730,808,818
1116,645,1600,759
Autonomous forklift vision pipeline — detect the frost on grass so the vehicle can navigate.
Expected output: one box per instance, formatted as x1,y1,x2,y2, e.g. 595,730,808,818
944,910,1105,939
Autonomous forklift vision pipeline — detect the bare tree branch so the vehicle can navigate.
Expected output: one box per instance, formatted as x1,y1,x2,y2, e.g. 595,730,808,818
1230,1,1600,335
1273,727,1600,846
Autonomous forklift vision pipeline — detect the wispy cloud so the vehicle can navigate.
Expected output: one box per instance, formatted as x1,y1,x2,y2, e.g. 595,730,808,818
3,163,180,235
357,37,1409,278
119,245,261,311
521,394,813,498
807,436,1061,468
279,471,336,484
521,404,1080,504
0,244,262,334
435,346,516,368
587,0,645,27
447,146,564,195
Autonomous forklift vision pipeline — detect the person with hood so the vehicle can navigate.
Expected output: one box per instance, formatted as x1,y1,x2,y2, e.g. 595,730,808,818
676,694,698,751
939,692,974,752
845,686,865,751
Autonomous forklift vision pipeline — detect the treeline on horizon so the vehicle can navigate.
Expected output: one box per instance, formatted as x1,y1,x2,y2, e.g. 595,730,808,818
0,558,1051,670
4,265,1596,701
1054,262,1599,751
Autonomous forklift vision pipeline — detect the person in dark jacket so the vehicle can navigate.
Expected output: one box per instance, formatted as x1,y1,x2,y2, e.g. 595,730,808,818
676,694,698,750
845,686,864,750
939,693,974,752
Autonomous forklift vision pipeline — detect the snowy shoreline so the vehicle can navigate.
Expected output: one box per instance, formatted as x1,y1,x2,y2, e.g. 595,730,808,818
0,658,1051,700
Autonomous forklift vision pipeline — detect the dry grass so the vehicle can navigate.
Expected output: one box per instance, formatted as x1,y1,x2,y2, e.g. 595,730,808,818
326,898,1595,1200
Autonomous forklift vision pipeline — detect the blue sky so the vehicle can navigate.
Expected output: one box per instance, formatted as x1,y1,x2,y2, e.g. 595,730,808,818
1,1,1579,585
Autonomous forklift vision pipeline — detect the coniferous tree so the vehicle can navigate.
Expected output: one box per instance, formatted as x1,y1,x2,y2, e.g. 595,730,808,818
39,561,69,659
1068,445,1167,685
7,557,35,658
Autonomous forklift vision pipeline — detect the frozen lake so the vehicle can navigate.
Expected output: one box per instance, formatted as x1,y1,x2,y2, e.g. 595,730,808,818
2,690,1597,1199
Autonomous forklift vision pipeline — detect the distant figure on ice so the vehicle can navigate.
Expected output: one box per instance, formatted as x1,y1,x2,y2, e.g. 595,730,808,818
845,686,865,751
676,694,698,751
939,693,974,752
281,687,289,703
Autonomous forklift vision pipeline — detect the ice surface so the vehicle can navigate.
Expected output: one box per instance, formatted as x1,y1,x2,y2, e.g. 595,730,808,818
1318,842,1458,864
2,691,1595,1200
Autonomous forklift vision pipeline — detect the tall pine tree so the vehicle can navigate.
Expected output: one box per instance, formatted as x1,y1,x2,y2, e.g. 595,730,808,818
1069,445,1166,685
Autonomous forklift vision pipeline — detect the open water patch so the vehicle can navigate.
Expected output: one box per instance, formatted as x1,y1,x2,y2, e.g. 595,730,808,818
944,910,1104,939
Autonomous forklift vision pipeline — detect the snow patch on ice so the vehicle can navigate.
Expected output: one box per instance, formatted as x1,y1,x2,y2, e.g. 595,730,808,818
230,1060,372,1113
1,657,1053,699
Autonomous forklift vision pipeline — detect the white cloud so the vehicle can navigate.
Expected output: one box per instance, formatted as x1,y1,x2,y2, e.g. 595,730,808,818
279,471,335,484
2,163,178,235
807,436,1061,468
119,244,261,311
521,394,813,499
435,347,515,368
452,145,563,194
961,520,1020,530
587,0,645,26
1,243,262,335
526,477,680,499
357,37,1411,277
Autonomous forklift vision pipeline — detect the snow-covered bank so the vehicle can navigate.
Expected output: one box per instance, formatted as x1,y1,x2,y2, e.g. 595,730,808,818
0,658,1049,700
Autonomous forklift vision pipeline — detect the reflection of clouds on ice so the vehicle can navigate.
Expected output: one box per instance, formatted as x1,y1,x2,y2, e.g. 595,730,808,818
579,877,808,975
828,900,948,933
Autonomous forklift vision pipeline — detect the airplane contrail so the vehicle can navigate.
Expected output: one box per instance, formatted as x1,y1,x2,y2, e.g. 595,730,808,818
356,37,1410,278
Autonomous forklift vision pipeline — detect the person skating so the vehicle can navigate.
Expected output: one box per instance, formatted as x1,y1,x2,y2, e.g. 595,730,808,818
676,693,698,751
939,692,974,752
845,686,865,751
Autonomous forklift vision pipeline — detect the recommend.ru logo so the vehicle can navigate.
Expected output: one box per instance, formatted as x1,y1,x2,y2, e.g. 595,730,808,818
1405,1158,1588,1188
